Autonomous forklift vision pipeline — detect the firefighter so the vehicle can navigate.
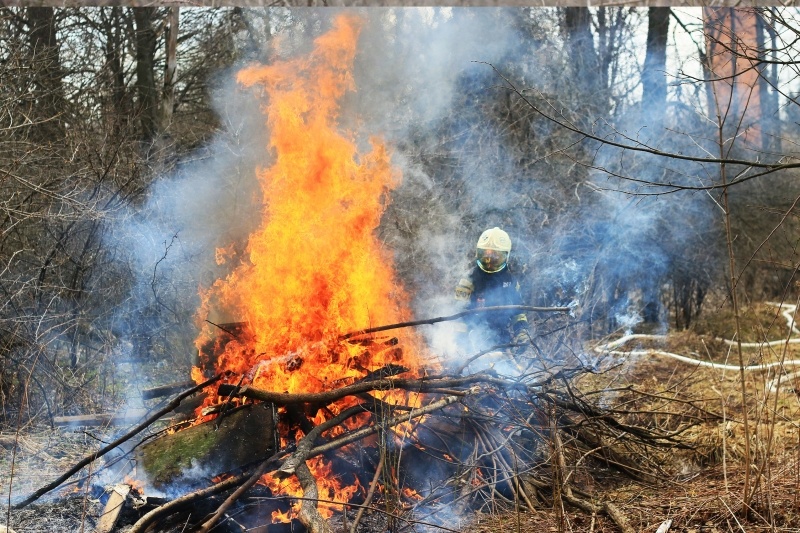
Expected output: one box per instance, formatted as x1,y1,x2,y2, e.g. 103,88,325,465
454,227,531,354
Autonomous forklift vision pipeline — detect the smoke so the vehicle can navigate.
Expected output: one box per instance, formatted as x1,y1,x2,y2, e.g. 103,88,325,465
104,70,273,409
109,6,719,382
350,9,517,134
101,8,722,527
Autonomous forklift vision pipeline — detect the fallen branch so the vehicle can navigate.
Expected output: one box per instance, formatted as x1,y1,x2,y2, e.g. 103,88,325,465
218,373,500,406
296,461,332,533
339,305,570,341
13,373,225,509
546,484,636,533
603,501,636,533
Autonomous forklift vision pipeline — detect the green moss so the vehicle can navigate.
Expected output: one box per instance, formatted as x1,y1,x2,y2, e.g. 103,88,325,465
140,427,218,485
136,403,276,489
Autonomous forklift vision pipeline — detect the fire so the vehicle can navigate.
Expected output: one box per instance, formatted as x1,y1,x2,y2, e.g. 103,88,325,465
272,508,293,524
191,13,430,523
123,475,145,495
402,486,423,501
262,457,364,520
194,13,423,392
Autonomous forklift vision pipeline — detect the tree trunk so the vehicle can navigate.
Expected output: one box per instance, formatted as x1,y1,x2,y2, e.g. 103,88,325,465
101,7,130,136
26,7,65,141
562,8,600,101
133,6,159,143
703,7,763,148
642,7,670,130
161,6,178,130
758,8,781,153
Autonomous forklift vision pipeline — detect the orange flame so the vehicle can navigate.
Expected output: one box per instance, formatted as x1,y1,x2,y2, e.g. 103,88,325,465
123,475,145,495
191,13,431,522
402,486,423,501
194,13,423,392
262,457,363,520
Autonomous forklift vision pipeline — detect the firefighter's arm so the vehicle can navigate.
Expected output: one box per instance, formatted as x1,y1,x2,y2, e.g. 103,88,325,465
455,278,473,302
510,312,531,354
452,278,474,334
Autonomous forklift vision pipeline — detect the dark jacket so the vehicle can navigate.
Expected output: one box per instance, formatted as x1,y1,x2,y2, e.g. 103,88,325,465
455,264,527,337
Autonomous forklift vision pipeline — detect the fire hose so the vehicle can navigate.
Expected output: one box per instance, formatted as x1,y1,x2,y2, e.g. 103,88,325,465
594,303,800,393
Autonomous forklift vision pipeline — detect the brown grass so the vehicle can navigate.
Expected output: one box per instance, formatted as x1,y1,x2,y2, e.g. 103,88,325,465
463,304,800,532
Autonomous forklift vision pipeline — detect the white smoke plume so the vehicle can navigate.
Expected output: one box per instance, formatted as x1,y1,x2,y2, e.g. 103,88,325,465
106,8,717,527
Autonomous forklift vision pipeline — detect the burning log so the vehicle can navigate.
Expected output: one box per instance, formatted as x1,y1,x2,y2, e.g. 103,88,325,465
178,389,475,533
296,461,333,533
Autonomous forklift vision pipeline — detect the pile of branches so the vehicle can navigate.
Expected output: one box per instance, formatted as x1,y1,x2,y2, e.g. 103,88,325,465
11,352,712,533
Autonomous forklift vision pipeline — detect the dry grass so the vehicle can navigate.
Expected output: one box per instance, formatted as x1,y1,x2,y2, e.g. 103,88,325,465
3,305,800,532
0,428,110,532
463,303,800,532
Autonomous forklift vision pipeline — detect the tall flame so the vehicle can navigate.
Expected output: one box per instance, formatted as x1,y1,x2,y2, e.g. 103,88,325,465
194,14,422,393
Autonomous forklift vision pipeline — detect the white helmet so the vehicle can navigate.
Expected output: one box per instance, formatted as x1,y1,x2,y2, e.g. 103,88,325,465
475,227,511,273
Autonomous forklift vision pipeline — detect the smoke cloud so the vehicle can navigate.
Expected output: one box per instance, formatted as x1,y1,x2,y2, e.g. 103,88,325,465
106,7,718,526
110,5,720,386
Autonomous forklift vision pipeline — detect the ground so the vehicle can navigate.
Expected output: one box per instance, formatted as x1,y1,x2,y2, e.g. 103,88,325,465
2,302,800,532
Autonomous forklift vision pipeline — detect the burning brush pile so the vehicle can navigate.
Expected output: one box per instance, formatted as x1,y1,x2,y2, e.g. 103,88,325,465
8,14,706,533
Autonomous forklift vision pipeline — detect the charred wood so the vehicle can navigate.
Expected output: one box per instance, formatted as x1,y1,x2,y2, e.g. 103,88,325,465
217,372,503,406
141,381,196,400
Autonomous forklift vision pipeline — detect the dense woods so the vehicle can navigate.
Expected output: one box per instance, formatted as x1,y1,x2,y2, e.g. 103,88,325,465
1,6,800,532
1,1,798,433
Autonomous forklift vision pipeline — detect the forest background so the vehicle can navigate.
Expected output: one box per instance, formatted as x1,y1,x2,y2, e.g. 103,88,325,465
1,5,800,532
